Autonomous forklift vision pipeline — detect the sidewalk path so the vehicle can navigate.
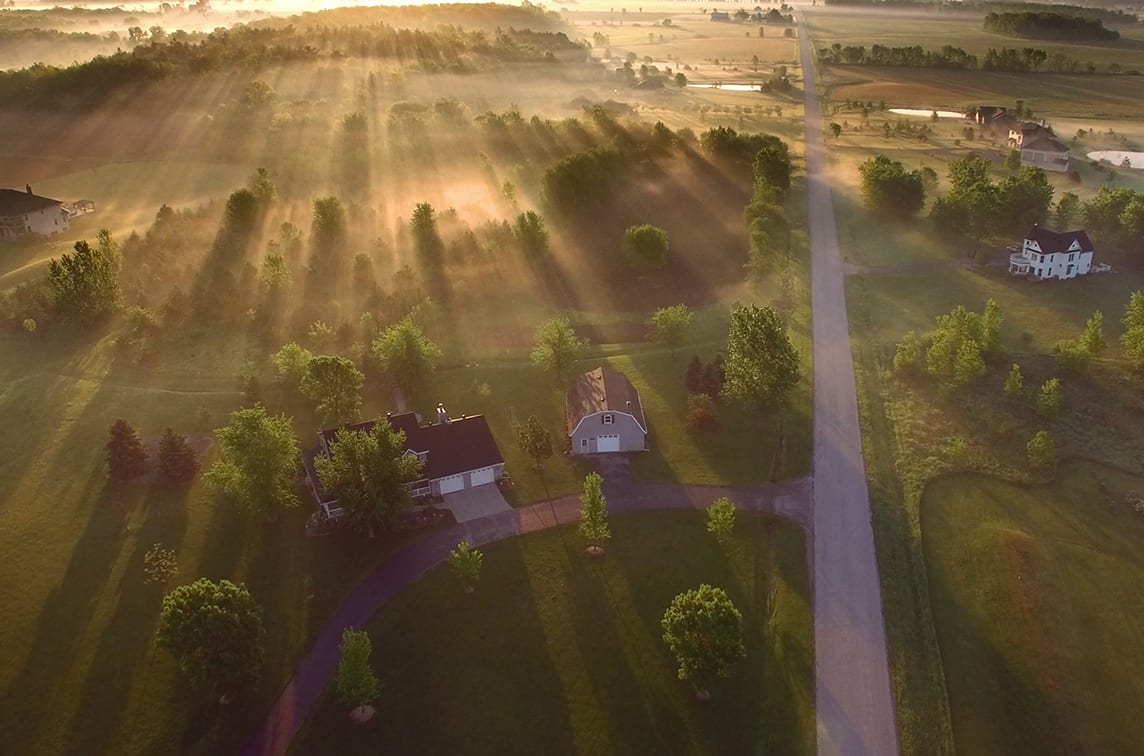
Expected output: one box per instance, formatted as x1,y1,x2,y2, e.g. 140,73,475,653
798,15,901,756
243,467,812,756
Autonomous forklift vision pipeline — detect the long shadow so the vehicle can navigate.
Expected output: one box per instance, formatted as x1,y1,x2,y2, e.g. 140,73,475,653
0,477,141,747
63,484,191,755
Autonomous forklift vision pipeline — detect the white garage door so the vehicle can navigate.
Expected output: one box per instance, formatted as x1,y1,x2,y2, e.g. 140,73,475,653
439,475,465,495
596,435,621,453
470,467,496,487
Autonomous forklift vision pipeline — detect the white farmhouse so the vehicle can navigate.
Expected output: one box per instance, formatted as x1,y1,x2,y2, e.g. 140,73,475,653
1008,226,1095,280
0,186,70,239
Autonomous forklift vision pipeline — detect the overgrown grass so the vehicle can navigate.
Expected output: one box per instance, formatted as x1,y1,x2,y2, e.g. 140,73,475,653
846,265,1144,755
922,461,1144,756
291,510,814,755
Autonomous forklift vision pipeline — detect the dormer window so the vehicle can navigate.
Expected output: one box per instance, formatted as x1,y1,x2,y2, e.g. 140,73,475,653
603,414,614,425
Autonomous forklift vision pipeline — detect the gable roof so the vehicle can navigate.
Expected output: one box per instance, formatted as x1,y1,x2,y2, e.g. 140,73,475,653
320,411,503,481
567,366,646,434
1021,133,1069,154
0,188,64,217
1025,226,1093,255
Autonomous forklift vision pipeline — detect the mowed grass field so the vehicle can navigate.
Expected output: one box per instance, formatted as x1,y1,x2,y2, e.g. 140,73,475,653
922,461,1144,756
292,510,814,756
846,262,1144,755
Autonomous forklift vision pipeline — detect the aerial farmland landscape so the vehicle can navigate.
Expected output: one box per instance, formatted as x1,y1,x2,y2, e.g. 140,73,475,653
0,0,1142,754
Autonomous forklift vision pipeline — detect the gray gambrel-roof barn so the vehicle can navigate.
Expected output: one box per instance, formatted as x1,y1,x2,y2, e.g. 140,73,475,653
567,366,647,454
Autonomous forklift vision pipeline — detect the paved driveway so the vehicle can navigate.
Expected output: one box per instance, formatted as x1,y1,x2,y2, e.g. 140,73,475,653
442,484,511,523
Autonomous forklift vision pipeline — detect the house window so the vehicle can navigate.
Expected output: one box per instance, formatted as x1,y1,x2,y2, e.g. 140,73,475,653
603,414,614,425
1068,253,1075,261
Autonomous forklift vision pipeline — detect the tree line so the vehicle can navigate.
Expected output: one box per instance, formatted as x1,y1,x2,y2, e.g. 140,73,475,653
818,41,1113,74
984,11,1120,41
0,22,587,106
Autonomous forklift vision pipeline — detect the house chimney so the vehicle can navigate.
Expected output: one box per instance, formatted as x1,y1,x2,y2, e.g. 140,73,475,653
25,184,32,195
436,403,449,424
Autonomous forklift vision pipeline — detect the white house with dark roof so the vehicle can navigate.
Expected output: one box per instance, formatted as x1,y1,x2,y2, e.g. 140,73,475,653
303,405,504,520
567,366,647,454
0,186,70,239
1008,226,1094,280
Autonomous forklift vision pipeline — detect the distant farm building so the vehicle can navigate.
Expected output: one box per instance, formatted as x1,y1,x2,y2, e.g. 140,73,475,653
710,11,731,21
0,185,70,239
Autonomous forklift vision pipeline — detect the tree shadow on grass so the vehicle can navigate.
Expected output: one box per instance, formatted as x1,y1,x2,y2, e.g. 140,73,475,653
0,477,140,748
63,484,191,755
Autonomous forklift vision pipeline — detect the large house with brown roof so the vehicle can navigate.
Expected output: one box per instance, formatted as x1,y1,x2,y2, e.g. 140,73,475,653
303,405,504,520
1008,226,1095,280
567,366,647,454
0,185,70,239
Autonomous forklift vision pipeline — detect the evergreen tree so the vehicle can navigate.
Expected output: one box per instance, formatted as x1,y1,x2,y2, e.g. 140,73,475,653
1037,378,1063,418
1004,364,1024,399
1027,430,1055,467
158,427,199,484
1081,311,1105,356
106,419,148,481
578,472,611,554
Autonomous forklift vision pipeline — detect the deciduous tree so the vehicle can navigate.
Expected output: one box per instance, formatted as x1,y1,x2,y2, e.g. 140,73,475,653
315,424,422,536
448,541,484,593
723,304,800,412
516,414,554,470
300,355,364,425
372,317,442,398
578,472,611,554
336,629,381,717
48,233,120,326
858,155,925,219
156,579,265,697
530,317,587,382
648,304,693,353
622,224,671,270
272,342,314,386
661,584,745,699
706,497,736,543
205,407,300,517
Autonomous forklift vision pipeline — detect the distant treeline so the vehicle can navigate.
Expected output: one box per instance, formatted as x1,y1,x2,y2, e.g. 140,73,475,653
822,0,1135,19
818,41,1125,73
0,23,587,106
984,11,1120,41
818,43,978,69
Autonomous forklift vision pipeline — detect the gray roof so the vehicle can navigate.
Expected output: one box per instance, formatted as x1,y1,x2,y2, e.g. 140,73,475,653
0,188,64,217
1021,134,1069,154
567,366,646,433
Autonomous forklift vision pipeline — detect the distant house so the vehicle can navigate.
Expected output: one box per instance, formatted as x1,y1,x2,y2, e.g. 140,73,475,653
0,185,69,239
303,405,504,520
710,11,731,21
568,366,647,454
974,106,1015,133
1008,120,1052,149
1020,133,1070,173
1008,226,1094,280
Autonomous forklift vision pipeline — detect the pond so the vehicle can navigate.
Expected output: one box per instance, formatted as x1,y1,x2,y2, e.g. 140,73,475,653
687,83,762,92
888,108,965,119
1087,150,1144,169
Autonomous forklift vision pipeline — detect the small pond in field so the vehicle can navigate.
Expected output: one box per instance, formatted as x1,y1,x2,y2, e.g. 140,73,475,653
687,83,762,92
1087,151,1144,169
889,108,965,119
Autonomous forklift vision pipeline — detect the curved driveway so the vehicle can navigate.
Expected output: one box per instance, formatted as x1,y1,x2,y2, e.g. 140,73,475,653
244,470,811,756
798,16,900,756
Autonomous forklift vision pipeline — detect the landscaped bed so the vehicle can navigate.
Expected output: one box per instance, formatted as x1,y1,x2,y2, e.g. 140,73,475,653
291,510,815,755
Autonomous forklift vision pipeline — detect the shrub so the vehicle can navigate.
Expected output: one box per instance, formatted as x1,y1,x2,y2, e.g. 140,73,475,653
686,393,719,432
1027,430,1055,467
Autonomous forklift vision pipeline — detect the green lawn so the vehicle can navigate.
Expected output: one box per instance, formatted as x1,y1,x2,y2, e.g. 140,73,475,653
922,461,1144,756
292,509,814,755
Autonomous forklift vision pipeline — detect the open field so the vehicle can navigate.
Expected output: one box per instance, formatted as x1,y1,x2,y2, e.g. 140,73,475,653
291,509,814,755
923,461,1144,756
846,263,1144,755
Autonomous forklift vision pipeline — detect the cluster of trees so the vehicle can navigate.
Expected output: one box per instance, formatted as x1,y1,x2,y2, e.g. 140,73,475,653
1084,187,1144,263
894,300,1004,386
818,43,977,69
106,420,200,484
984,11,1119,41
858,155,927,221
0,21,587,105
1052,311,1105,371
1120,292,1144,372
930,157,1055,250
